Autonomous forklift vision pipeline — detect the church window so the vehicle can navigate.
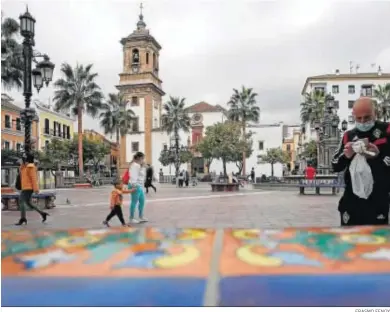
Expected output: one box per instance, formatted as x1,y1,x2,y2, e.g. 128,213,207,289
132,49,140,64
131,96,138,106
146,52,149,65
152,53,156,68
132,117,139,132
131,142,139,152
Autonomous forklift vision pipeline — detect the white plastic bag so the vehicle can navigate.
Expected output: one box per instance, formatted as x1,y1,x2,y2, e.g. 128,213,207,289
349,141,373,199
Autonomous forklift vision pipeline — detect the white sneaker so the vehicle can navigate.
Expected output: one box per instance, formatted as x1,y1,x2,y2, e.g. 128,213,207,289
129,219,139,224
139,217,148,223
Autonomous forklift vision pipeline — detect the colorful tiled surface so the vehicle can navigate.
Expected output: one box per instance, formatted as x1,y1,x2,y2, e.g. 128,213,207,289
2,226,390,306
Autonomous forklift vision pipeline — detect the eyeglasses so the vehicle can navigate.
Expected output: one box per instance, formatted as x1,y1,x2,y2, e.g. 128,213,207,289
354,115,373,123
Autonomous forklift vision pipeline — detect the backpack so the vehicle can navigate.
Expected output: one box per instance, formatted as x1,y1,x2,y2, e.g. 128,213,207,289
15,171,21,191
122,169,130,184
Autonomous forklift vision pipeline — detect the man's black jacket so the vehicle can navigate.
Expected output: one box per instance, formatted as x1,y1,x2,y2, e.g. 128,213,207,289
331,121,390,212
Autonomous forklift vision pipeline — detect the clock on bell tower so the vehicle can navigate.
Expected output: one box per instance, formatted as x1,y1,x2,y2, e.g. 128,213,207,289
116,3,165,169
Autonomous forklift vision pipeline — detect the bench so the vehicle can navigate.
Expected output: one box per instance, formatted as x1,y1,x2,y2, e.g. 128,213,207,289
298,179,344,195
210,183,240,192
1,192,56,211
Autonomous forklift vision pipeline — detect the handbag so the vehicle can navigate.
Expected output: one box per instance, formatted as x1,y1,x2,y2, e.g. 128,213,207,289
122,169,130,184
15,171,21,190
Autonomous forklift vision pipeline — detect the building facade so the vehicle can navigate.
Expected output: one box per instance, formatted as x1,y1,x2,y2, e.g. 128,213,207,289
34,100,75,150
1,94,38,151
282,125,302,173
117,10,164,170
83,129,118,171
117,11,288,177
301,70,390,143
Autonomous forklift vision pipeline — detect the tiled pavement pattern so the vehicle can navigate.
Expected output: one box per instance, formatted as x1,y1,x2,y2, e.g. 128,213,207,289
1,184,341,230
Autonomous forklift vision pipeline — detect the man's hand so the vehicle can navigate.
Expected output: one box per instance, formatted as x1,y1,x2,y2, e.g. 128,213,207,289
343,142,355,159
365,143,380,159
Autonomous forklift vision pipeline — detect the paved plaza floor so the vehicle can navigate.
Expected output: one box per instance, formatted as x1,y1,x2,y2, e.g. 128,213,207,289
1,183,341,230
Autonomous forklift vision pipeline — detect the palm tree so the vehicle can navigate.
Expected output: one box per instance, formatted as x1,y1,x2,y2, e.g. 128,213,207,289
374,83,390,122
100,93,135,173
300,90,329,125
1,14,23,90
53,63,104,177
226,86,260,175
161,96,191,177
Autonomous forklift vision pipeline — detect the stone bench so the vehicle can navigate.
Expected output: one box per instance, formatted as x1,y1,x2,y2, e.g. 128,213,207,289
298,180,344,195
1,192,56,211
210,183,239,192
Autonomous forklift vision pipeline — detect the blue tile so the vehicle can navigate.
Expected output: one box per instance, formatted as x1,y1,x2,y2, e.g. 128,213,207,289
2,277,206,307
219,274,390,306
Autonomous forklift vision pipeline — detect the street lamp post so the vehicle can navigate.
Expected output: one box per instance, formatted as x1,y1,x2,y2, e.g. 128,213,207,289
162,142,189,186
315,95,344,174
19,7,54,157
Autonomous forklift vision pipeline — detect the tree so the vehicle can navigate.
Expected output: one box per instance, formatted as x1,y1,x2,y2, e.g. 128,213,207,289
374,83,390,122
300,90,331,124
53,63,104,177
1,14,23,90
299,139,318,167
161,96,191,176
197,122,251,176
158,149,193,167
40,138,71,170
258,147,290,177
232,132,253,174
226,86,260,175
195,139,214,173
69,136,110,173
100,93,135,172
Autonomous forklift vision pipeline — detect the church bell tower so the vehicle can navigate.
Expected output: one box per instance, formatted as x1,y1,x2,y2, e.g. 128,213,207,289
117,4,165,168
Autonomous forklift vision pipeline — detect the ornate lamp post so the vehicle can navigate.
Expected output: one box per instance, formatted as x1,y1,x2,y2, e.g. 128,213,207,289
19,7,55,157
162,142,189,184
315,95,344,174
341,119,348,132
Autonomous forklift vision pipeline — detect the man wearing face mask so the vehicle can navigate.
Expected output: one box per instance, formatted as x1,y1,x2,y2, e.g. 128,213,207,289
332,97,390,226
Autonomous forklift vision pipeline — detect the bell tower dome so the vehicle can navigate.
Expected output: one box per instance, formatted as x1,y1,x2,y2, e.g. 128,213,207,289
117,3,165,168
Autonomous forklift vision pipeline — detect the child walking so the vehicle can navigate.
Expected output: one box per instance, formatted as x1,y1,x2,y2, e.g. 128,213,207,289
128,152,147,224
103,180,134,227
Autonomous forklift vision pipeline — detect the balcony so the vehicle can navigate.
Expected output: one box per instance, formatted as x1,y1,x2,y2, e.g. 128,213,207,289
43,128,71,139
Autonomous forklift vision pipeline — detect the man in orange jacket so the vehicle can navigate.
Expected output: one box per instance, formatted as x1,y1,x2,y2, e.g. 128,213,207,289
15,154,49,226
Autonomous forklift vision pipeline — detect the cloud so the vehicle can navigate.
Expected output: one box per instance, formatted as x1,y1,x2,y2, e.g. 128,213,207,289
2,0,390,130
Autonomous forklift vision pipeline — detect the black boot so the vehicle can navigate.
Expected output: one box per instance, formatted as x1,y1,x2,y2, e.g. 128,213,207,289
41,212,50,223
15,218,27,226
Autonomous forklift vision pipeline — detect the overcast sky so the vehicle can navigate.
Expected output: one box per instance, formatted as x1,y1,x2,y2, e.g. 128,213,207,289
3,0,390,131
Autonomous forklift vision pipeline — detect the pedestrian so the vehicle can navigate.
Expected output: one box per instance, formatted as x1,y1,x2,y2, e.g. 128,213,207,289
128,152,148,224
250,167,255,183
145,164,157,193
178,170,184,188
15,154,49,226
103,180,134,227
184,170,189,187
332,97,390,226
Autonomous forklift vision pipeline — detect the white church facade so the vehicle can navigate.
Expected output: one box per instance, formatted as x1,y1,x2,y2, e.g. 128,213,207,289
117,11,285,178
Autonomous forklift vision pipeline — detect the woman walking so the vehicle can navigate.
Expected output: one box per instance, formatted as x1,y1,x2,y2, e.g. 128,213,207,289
128,152,148,224
144,164,157,193
15,154,49,225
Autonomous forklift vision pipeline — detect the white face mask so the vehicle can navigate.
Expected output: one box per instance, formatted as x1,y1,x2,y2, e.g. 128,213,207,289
355,120,375,132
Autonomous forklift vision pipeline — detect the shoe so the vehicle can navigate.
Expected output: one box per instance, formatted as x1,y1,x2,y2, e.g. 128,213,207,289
139,217,148,223
41,212,50,223
103,220,110,227
130,218,139,224
15,218,27,226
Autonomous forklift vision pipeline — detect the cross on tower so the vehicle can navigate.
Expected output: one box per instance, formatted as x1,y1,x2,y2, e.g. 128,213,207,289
140,3,143,15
